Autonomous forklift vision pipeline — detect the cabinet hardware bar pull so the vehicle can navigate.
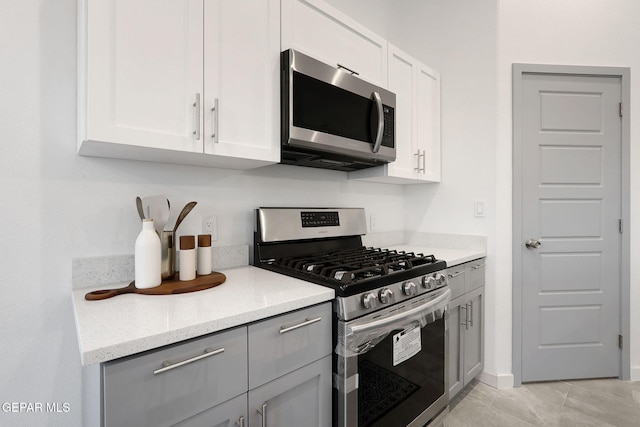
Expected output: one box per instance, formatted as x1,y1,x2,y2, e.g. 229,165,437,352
236,415,245,427
193,93,201,140
336,63,359,75
257,403,267,427
420,150,426,173
279,316,322,334
460,305,468,329
211,98,219,143
471,264,485,270
448,271,464,279
468,301,473,327
153,347,224,375
414,150,420,171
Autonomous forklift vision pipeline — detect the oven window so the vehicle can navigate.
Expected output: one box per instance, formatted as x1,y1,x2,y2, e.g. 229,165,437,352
357,318,445,427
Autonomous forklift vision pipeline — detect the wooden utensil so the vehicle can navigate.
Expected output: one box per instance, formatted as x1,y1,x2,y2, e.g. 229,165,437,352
173,201,197,233
85,272,226,301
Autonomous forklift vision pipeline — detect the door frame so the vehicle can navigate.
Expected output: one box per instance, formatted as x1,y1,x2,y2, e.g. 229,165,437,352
512,63,630,386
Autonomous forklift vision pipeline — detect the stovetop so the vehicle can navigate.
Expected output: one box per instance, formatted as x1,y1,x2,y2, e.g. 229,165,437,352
260,245,446,297
253,207,449,320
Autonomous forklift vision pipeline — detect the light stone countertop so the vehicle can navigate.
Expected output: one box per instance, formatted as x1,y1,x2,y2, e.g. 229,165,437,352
72,265,334,366
387,245,486,267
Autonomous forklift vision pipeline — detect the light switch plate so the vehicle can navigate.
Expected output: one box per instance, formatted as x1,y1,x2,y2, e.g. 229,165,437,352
474,200,486,217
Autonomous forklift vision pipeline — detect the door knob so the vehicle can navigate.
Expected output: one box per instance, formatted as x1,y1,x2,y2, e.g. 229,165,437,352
525,239,541,249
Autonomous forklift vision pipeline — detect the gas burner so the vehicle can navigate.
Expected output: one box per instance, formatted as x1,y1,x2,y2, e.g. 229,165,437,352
271,247,438,286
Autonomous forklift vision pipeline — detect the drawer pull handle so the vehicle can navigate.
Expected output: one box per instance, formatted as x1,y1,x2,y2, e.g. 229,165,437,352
258,403,268,427
460,305,468,329
236,415,245,427
471,264,485,270
153,347,224,375
279,317,322,334
193,93,201,140
448,271,464,279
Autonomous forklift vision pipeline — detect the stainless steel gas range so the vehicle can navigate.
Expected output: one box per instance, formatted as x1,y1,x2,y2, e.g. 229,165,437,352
253,208,450,427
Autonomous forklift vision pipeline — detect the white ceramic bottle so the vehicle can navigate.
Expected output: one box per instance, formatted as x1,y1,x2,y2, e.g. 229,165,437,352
197,234,212,276
179,235,196,281
135,219,162,289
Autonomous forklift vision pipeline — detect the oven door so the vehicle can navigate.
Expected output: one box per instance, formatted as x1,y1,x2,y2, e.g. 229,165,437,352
335,287,450,427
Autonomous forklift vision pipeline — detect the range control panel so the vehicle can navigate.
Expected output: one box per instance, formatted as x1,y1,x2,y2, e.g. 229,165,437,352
301,211,340,227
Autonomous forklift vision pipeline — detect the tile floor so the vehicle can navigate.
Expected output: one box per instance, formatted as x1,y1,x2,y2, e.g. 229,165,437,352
447,378,640,427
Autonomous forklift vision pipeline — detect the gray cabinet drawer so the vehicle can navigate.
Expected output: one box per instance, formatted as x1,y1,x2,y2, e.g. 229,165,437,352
248,302,332,389
465,260,485,292
103,326,248,427
447,265,466,299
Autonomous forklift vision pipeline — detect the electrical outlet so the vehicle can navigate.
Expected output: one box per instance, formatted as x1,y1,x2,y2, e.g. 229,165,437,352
202,215,218,241
369,213,378,232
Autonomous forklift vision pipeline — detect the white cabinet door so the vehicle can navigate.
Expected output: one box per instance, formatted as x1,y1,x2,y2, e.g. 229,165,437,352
79,0,279,169
385,45,420,180
349,45,441,184
81,0,203,153
281,0,387,87
203,0,280,163
415,62,441,182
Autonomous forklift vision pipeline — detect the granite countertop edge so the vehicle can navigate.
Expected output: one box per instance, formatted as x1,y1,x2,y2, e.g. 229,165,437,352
73,265,334,366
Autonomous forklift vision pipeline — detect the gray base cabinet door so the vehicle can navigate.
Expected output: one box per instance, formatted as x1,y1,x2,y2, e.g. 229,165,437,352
248,355,332,427
464,290,484,382
175,394,247,427
448,302,463,398
448,288,484,400
447,259,486,400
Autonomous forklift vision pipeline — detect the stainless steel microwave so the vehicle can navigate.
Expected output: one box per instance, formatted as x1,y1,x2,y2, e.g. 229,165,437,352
281,49,396,172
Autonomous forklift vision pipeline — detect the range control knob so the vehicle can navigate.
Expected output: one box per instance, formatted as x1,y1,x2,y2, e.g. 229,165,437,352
379,288,395,304
423,276,436,289
435,273,447,287
362,292,378,309
402,281,418,296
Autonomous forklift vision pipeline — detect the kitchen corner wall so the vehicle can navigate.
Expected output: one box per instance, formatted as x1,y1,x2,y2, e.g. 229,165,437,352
0,1,403,425
329,0,640,387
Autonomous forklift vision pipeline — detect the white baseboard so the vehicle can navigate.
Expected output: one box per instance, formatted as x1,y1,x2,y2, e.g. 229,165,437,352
478,371,514,389
630,366,640,382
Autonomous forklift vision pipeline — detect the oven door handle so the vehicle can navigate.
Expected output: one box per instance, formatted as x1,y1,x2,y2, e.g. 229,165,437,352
348,288,451,336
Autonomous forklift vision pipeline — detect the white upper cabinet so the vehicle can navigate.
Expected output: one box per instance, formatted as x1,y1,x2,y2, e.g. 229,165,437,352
350,44,441,184
203,0,280,162
281,0,387,87
78,0,280,169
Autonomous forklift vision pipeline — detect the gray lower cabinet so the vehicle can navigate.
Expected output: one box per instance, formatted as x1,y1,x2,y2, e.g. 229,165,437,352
101,302,332,427
448,259,485,400
248,356,332,427
102,326,248,427
248,302,332,427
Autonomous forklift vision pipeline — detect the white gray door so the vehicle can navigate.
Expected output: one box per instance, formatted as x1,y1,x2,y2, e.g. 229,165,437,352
517,70,622,382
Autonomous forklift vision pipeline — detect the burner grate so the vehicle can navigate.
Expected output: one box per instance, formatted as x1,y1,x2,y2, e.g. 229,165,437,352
271,247,436,286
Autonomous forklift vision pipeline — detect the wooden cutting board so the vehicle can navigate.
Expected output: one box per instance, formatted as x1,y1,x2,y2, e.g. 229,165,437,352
85,272,226,301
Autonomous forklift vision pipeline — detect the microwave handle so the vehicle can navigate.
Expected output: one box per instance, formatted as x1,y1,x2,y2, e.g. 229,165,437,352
371,91,384,153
